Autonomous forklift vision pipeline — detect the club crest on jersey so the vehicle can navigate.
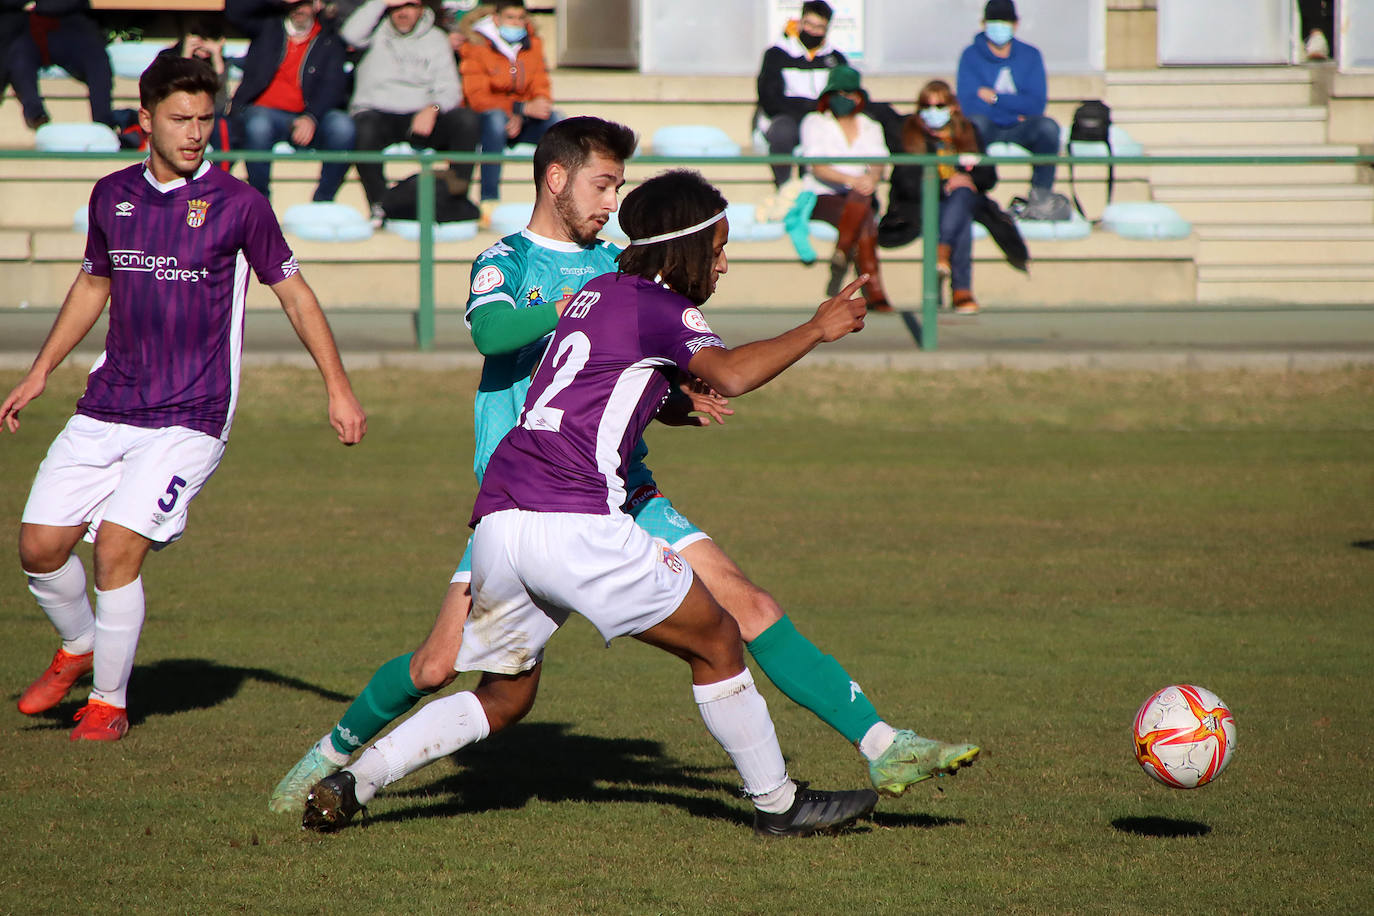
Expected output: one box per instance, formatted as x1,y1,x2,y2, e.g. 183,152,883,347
682,307,713,334
659,545,685,575
524,286,545,306
186,199,210,228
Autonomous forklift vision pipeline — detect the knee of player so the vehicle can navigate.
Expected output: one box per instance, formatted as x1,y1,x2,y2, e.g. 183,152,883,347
725,587,784,642
409,648,459,693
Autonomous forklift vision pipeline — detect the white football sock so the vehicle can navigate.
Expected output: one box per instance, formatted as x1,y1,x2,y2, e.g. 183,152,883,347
858,721,898,761
349,691,490,805
691,668,795,812
88,577,145,709
26,556,96,655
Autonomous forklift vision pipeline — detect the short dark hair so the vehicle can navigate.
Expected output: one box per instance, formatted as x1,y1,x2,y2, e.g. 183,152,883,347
183,14,224,41
139,55,220,111
801,1,833,20
494,0,526,11
532,116,637,188
616,170,728,306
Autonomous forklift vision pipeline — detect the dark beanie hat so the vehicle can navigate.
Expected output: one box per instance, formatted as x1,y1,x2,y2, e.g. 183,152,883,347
984,0,1018,21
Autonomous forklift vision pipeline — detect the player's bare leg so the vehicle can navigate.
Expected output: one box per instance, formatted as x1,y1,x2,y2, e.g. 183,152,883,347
634,578,878,836
271,581,473,813
680,538,980,797
302,666,541,832
18,523,97,715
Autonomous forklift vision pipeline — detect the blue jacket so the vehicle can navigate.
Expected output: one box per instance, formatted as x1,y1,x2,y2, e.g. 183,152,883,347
956,33,1047,128
227,0,350,124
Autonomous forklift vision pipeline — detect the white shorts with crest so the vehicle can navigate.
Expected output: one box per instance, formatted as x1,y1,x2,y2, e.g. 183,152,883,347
457,508,694,675
21,414,225,545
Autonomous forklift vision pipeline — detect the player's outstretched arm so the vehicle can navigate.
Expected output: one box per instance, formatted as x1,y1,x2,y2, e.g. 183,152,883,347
1,270,110,433
686,275,868,398
270,274,367,445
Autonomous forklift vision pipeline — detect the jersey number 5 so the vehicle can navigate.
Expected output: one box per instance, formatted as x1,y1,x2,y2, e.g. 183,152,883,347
521,331,590,434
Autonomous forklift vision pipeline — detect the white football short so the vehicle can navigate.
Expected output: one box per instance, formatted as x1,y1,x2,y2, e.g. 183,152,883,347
22,414,226,545
456,508,694,675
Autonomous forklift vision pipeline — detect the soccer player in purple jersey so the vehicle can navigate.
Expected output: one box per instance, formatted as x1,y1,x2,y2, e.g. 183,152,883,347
302,170,915,837
1,55,367,742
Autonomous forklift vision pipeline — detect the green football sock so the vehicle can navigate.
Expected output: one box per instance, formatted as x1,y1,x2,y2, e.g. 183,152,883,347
328,652,430,757
746,615,881,745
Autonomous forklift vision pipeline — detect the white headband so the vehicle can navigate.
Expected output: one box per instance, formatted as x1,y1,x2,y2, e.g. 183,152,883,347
626,210,726,246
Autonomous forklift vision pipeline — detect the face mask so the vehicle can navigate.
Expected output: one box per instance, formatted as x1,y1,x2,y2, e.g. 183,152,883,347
828,96,857,117
985,21,1014,46
799,30,824,50
920,106,951,130
498,25,528,43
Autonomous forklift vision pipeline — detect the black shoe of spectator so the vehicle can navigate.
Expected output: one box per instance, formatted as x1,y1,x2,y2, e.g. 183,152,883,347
25,111,51,131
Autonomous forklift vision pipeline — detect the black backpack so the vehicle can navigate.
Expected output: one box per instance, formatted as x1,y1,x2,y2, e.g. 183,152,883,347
1068,100,1113,220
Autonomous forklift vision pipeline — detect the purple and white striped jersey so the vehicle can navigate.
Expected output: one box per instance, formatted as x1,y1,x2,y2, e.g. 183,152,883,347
471,273,724,524
76,161,298,440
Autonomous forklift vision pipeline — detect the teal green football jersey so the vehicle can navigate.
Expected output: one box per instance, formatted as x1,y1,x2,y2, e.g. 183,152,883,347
465,229,621,480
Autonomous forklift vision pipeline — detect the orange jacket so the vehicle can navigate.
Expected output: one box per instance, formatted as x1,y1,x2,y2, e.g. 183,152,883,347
459,21,553,115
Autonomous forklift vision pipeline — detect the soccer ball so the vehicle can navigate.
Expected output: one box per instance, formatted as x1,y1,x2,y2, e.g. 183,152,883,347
1132,684,1236,789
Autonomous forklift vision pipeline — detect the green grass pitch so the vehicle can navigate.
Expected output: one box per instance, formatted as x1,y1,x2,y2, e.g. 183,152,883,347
1,365,1371,914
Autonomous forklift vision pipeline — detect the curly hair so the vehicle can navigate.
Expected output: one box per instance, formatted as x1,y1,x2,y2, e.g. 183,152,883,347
616,169,728,306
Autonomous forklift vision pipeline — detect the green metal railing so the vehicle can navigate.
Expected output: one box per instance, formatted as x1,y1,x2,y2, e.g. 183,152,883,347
5,148,1371,351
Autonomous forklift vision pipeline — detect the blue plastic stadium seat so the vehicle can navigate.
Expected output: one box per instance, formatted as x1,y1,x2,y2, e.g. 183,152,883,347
724,203,783,243
506,142,537,158
35,122,120,152
271,141,297,155
39,65,73,80
601,210,629,242
72,204,89,234
1063,125,1144,158
281,202,373,242
107,41,164,80
971,222,989,241
1100,201,1191,240
984,141,1032,160
489,201,534,237
651,125,741,158
386,219,478,243
1013,211,1092,241
808,221,838,242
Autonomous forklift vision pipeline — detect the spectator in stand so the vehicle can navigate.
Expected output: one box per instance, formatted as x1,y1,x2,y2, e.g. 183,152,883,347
956,0,1060,208
5,0,115,131
755,1,848,189
884,79,1029,317
1,1,30,117
342,0,482,227
227,0,355,203
158,16,235,157
460,0,560,219
798,65,891,313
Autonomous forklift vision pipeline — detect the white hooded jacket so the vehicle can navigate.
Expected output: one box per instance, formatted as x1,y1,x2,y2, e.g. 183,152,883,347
341,0,462,115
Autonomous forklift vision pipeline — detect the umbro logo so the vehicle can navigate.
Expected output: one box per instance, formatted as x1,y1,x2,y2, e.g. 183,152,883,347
115,201,134,217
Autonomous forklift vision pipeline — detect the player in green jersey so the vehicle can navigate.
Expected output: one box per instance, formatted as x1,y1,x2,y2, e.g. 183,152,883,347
271,116,978,816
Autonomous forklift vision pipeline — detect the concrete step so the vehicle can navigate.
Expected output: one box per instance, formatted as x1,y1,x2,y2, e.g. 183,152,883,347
13,226,1196,310
1105,68,1315,108
1114,106,1329,146
1196,224,1374,265
1197,263,1374,305
1121,148,1370,187
1154,184,1374,224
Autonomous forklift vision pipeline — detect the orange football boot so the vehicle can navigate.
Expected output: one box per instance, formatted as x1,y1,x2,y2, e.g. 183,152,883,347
70,698,129,742
17,648,94,714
